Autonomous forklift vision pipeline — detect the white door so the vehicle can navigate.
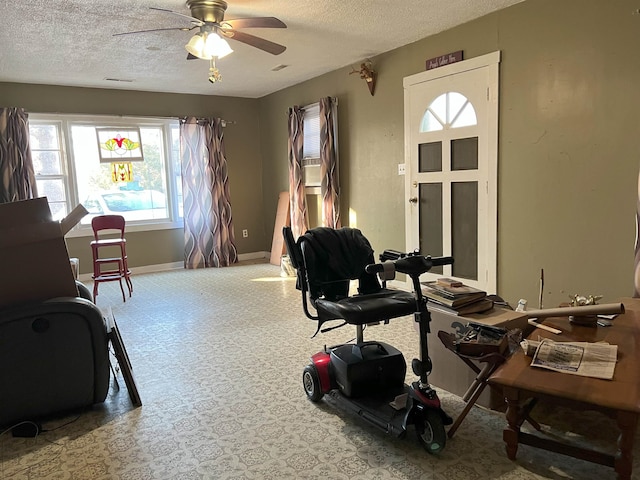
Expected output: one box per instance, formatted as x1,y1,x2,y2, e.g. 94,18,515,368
403,52,499,292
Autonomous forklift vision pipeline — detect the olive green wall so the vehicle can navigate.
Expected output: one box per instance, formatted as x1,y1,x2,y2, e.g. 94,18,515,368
259,0,640,307
0,83,267,273
2,0,638,307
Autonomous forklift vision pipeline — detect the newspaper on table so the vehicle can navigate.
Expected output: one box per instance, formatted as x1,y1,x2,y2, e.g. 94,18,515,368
521,339,617,380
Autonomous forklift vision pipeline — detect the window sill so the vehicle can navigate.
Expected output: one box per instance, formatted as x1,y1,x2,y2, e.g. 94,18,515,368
65,219,184,238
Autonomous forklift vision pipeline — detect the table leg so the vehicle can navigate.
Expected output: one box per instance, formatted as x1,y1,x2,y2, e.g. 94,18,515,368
615,411,638,480
502,386,526,460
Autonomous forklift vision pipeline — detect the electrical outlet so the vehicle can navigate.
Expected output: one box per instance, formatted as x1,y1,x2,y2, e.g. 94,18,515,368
242,229,248,238
398,163,406,175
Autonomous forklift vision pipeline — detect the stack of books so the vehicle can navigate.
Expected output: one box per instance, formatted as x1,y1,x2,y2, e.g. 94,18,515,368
421,278,493,316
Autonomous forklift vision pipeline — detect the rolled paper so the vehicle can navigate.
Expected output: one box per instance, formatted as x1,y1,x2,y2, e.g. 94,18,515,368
524,303,625,320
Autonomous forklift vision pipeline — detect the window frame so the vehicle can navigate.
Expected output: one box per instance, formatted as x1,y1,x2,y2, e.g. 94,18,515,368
29,113,183,237
29,119,72,220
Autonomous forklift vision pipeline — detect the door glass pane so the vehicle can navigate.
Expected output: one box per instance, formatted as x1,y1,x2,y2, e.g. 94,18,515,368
451,137,478,171
419,183,443,274
451,182,478,280
421,92,477,132
419,110,443,132
448,92,467,123
451,103,477,128
419,142,442,172
430,94,447,122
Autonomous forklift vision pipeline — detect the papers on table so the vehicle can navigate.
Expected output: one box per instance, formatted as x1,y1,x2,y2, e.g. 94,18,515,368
522,339,617,380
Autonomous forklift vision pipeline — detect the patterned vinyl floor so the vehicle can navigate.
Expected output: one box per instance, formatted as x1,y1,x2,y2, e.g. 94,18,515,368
1,261,638,479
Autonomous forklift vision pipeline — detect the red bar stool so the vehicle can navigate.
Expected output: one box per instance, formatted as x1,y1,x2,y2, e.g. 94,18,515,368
90,215,133,302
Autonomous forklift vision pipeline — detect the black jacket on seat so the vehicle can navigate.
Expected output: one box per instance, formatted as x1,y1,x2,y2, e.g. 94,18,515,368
296,227,416,331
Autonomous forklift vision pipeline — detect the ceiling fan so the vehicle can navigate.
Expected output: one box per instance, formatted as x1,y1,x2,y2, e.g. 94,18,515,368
114,0,287,83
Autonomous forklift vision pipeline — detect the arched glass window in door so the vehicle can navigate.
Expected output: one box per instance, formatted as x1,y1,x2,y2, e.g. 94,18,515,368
419,92,477,132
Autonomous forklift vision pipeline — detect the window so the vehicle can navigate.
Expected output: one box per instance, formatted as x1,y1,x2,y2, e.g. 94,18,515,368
302,103,320,160
301,103,321,188
30,123,69,220
420,92,477,133
29,114,182,232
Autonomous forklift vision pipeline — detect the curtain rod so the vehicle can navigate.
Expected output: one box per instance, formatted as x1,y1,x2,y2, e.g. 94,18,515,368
24,110,236,126
178,116,237,127
286,96,339,114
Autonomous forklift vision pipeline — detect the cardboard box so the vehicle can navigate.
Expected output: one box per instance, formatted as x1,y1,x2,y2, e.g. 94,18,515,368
464,307,528,331
0,198,88,308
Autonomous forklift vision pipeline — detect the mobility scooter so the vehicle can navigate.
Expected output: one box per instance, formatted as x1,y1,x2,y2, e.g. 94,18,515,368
283,226,454,453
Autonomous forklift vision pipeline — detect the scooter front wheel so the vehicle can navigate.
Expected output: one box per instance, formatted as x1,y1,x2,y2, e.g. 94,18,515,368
416,409,446,454
302,364,324,402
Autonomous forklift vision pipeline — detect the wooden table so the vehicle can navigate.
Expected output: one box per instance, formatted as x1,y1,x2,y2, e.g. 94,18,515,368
488,298,640,479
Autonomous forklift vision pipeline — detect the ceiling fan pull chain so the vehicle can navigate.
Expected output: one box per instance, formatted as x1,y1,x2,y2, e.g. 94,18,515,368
209,58,222,84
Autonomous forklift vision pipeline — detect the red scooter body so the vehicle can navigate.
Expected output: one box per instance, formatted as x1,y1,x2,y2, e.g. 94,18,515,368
310,350,332,393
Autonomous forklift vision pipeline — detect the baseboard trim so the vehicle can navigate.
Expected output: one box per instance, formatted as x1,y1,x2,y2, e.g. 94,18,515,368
238,251,270,261
78,251,270,282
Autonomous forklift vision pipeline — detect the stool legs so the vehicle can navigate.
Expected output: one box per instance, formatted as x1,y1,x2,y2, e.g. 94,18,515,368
91,242,128,302
119,243,133,297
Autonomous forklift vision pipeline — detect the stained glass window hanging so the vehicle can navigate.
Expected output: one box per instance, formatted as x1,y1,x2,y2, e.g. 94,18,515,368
96,127,144,163
111,162,134,183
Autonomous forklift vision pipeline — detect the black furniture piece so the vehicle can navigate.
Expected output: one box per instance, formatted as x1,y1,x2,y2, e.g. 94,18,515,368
0,293,110,427
283,226,417,340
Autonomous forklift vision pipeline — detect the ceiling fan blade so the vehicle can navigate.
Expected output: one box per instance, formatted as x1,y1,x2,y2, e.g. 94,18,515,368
186,53,199,60
223,17,286,29
149,7,204,25
224,30,286,55
113,26,195,36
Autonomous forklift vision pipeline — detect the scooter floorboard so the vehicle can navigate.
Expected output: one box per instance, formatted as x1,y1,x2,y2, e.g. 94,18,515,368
326,384,410,437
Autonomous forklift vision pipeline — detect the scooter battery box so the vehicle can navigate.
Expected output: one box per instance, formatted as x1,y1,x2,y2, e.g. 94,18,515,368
330,341,406,398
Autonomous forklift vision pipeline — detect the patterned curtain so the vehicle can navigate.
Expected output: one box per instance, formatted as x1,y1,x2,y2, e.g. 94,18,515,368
287,106,308,238
634,171,640,297
180,117,237,268
319,97,340,229
0,107,38,203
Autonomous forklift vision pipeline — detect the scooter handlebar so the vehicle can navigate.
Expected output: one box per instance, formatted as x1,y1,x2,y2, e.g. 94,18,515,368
364,263,388,274
365,254,454,276
430,256,455,267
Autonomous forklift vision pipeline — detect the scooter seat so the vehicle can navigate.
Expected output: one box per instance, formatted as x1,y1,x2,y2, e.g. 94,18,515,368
315,289,416,325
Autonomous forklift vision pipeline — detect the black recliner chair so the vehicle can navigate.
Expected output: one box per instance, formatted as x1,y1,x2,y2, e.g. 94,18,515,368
283,226,417,340
0,283,110,427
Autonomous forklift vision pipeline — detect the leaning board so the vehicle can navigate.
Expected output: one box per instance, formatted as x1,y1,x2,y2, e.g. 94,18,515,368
270,191,290,265
103,309,142,407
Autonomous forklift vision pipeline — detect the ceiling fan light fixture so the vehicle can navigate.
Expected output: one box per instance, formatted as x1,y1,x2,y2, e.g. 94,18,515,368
185,31,233,60
205,32,233,59
185,33,207,59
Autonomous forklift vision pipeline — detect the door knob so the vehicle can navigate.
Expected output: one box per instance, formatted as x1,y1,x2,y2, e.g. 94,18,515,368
409,197,418,204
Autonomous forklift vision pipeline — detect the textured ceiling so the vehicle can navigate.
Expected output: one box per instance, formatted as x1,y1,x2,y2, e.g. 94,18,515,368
0,0,524,98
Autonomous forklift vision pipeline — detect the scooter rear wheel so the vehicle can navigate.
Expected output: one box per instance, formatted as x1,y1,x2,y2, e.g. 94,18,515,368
302,364,323,402
416,409,446,454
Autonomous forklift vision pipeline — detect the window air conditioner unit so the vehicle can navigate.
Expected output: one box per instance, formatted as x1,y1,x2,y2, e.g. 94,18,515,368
303,158,321,187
